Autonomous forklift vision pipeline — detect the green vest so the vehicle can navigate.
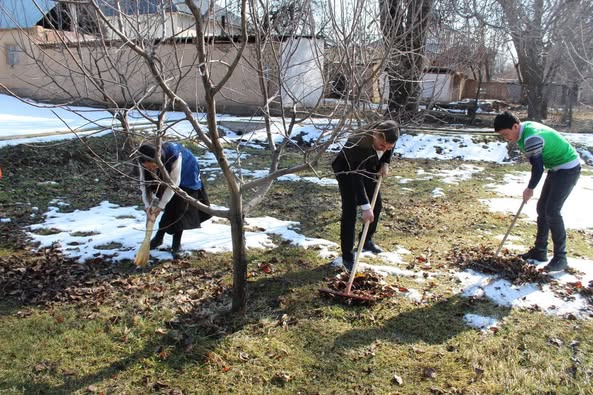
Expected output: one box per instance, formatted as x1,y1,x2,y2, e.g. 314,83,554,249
517,122,578,169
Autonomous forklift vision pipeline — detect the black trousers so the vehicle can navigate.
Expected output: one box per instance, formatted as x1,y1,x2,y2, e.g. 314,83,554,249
336,174,382,262
158,188,211,234
534,165,580,257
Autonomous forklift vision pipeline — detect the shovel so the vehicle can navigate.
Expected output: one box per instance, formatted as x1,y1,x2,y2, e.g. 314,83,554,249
495,200,526,257
319,176,383,303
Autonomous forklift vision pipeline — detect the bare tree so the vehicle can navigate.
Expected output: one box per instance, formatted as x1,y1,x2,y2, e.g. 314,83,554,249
432,0,507,122
380,0,434,123
0,0,447,312
0,0,366,313
492,0,579,120
554,0,593,123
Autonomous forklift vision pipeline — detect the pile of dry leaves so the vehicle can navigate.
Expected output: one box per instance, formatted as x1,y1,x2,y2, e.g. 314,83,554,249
320,271,397,305
447,244,552,285
448,244,593,311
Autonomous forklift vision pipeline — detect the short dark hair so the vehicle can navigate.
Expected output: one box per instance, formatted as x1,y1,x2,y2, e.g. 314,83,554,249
493,111,520,131
373,120,399,144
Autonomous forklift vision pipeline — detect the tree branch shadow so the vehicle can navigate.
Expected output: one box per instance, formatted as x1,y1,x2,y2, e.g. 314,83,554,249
0,248,335,393
332,295,512,349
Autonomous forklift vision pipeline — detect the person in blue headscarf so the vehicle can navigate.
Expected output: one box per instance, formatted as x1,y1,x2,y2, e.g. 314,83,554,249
137,142,211,257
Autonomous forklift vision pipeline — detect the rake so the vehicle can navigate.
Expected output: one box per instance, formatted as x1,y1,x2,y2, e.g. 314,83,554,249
495,200,526,257
319,176,383,303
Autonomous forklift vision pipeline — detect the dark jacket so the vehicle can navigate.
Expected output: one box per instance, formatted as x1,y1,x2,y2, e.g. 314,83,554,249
332,134,392,206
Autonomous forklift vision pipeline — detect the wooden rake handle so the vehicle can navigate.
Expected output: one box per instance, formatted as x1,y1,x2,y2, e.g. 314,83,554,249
495,200,526,257
345,175,383,294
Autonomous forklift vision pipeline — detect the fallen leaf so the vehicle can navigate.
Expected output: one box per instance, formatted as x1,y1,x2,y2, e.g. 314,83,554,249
239,351,250,361
422,367,437,379
62,368,76,376
259,262,274,274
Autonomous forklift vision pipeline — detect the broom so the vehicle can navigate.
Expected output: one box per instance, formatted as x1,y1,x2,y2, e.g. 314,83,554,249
134,212,156,266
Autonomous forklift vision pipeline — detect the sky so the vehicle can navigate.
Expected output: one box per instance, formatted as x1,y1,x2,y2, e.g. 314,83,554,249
1,93,593,328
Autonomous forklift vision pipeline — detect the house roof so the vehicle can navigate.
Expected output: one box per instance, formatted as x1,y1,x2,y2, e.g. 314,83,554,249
96,0,243,31
173,1,242,27
97,0,183,16
0,0,55,29
1,0,242,30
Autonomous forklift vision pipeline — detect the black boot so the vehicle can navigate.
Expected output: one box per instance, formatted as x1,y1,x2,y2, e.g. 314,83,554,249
171,231,183,259
362,240,383,254
544,255,568,272
150,230,165,249
520,247,547,262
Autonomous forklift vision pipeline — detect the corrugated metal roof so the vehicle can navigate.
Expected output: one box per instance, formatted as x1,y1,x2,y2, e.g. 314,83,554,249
1,0,241,30
0,0,55,29
97,0,181,17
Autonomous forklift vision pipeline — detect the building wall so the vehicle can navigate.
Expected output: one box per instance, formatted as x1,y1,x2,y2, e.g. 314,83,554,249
462,80,518,102
0,28,321,115
461,80,574,107
420,72,453,102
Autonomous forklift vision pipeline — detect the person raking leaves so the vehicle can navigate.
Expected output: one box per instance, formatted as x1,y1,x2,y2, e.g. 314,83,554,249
494,111,581,272
136,142,212,260
331,120,399,271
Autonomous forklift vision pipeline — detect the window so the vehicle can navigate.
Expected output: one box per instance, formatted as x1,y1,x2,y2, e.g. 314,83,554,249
6,45,19,66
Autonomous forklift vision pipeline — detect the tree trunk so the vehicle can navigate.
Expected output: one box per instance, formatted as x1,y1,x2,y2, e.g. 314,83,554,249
567,82,578,128
499,0,549,121
229,190,248,314
381,0,433,123
524,70,545,121
470,68,483,125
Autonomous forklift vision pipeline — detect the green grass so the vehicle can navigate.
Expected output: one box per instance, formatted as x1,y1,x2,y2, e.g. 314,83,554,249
1,134,593,394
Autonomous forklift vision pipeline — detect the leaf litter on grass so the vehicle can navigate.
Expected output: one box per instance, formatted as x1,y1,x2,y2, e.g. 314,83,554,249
448,243,593,312
0,245,231,334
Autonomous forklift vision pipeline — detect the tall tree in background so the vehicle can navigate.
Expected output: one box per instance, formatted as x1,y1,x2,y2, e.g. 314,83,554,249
320,0,391,123
259,0,317,35
555,0,593,123
495,0,571,121
380,0,434,123
434,0,507,122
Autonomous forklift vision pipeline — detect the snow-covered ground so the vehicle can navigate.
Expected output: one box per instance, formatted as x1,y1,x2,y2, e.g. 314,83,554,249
2,93,593,323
